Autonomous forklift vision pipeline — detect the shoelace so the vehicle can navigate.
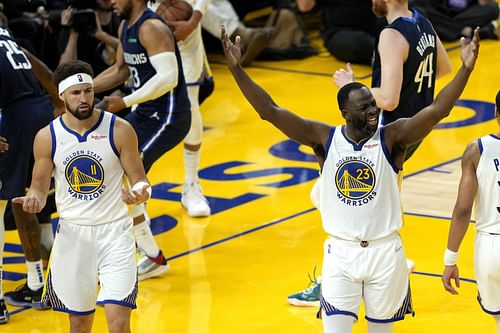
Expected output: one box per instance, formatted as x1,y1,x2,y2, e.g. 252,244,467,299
303,266,319,294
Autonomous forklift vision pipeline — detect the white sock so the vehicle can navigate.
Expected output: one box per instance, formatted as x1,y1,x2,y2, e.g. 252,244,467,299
134,221,161,258
368,321,394,333
322,313,355,333
184,148,200,185
0,200,6,298
40,223,54,250
26,260,44,291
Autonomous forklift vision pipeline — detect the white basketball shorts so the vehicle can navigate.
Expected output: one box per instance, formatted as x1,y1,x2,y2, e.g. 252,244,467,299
320,233,414,322
43,218,138,314
475,232,500,314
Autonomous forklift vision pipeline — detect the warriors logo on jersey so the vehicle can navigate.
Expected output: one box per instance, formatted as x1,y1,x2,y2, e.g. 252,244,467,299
63,152,106,201
334,158,377,206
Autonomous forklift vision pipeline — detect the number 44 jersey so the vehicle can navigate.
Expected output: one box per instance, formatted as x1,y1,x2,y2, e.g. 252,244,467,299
371,8,438,126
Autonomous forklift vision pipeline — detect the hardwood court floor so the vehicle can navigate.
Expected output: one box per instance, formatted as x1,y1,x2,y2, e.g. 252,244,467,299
3,35,500,332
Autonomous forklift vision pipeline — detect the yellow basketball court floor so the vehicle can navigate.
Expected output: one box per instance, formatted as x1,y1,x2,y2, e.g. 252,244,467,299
2,33,500,332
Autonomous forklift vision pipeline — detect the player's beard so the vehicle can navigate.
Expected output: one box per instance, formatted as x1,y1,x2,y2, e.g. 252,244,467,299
67,101,95,120
372,0,388,17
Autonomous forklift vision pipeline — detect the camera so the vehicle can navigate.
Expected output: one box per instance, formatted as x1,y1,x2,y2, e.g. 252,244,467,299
72,9,96,32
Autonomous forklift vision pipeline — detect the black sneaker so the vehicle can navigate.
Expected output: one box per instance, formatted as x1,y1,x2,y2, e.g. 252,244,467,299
4,283,50,310
0,298,9,324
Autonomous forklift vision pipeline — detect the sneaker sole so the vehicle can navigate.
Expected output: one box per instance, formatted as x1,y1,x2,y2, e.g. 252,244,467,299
138,264,170,281
4,298,50,310
287,299,320,307
180,201,211,218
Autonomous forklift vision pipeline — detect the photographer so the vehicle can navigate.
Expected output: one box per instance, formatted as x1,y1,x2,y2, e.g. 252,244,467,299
58,0,119,77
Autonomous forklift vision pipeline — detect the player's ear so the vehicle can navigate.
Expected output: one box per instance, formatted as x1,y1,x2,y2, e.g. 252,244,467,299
58,92,64,101
340,108,349,120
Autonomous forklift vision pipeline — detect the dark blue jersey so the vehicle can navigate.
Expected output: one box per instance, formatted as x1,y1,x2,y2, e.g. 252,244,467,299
120,9,190,114
0,27,44,109
371,9,438,125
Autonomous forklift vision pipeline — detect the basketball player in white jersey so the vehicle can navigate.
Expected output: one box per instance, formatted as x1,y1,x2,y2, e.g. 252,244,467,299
13,60,151,333
148,0,212,218
222,25,479,333
442,90,500,331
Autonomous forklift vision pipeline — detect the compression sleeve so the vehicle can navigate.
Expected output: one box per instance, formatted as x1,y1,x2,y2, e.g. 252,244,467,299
122,52,178,108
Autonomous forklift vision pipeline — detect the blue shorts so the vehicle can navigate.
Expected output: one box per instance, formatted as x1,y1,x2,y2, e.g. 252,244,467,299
0,95,53,199
125,107,190,172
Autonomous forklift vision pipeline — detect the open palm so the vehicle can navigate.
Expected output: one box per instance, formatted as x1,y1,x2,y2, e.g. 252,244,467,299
221,25,241,68
460,27,480,70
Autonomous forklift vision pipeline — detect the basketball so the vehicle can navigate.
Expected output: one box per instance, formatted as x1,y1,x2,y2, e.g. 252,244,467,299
156,0,193,22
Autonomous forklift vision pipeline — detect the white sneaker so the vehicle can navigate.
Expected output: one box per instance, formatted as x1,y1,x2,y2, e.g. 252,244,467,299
137,250,170,281
181,182,211,217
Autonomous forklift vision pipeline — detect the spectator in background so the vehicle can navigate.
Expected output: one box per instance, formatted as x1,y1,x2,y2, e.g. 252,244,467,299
58,0,120,75
296,0,385,65
410,0,500,41
201,0,274,66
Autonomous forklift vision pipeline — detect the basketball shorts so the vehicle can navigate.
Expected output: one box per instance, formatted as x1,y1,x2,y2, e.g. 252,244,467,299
320,233,414,322
475,232,500,314
43,217,137,314
126,107,190,172
0,95,53,199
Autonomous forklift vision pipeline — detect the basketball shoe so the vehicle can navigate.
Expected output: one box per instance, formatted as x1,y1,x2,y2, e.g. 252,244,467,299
4,283,50,309
181,182,210,217
137,250,170,281
287,269,321,307
0,298,9,324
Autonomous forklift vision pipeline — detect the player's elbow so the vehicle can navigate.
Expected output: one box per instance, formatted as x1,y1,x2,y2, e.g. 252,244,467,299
157,70,178,94
377,97,399,111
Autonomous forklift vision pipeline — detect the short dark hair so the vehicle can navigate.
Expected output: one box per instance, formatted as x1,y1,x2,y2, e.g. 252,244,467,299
496,90,500,110
53,60,94,87
337,82,367,110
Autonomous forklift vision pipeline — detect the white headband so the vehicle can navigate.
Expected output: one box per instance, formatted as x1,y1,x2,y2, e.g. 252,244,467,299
58,73,93,95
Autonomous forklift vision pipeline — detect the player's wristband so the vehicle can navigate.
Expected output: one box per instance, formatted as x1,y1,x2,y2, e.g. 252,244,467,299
132,181,151,198
443,248,458,266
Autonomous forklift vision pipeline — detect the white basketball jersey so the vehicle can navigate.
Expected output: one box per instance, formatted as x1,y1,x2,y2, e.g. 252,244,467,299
319,126,403,241
50,111,128,225
475,134,500,233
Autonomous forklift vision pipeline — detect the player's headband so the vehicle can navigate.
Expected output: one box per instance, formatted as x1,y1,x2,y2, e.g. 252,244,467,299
58,73,93,95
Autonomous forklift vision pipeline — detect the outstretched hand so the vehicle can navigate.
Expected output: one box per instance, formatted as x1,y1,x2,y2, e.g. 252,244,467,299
12,194,46,213
221,25,241,68
460,27,480,70
442,265,461,295
121,183,151,205
333,63,355,88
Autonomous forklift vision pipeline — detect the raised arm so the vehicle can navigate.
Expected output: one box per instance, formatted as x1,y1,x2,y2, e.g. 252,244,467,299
12,127,54,213
385,28,480,159
221,25,331,155
370,28,407,111
441,141,479,294
93,21,131,94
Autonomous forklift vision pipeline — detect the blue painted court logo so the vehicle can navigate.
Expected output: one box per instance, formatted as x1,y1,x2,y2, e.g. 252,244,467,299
335,160,375,200
65,156,104,194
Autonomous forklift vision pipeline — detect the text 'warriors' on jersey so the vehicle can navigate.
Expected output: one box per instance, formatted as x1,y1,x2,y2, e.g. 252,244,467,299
50,111,128,225
319,126,403,241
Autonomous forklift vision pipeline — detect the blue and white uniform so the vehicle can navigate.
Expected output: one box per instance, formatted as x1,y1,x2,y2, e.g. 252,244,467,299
0,27,53,199
121,9,191,172
319,125,413,322
473,134,500,314
43,111,137,314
